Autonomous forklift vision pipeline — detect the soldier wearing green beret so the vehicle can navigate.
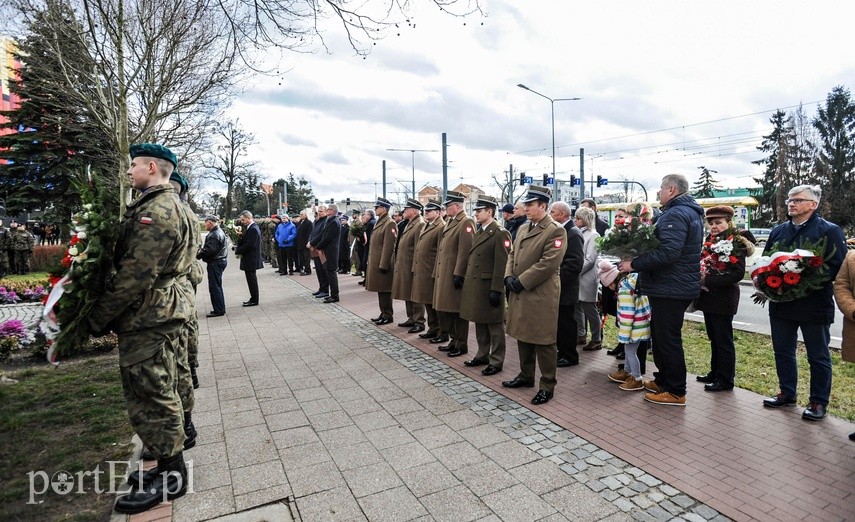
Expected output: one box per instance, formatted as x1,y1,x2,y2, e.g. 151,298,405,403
88,143,196,514
0,220,9,278
12,222,36,274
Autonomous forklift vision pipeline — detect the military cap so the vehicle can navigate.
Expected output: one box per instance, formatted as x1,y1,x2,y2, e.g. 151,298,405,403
473,195,499,210
442,190,465,206
340,214,350,220
271,214,280,220
424,199,443,212
500,203,515,214
204,215,219,223
374,197,393,209
403,198,424,211
522,185,552,203
130,143,178,168
705,205,734,220
169,171,188,194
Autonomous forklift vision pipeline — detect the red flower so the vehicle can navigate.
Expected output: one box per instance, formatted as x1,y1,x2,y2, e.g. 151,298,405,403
765,275,783,289
808,257,823,268
729,255,738,263
714,262,726,271
783,272,801,285
61,256,72,268
614,218,625,226
69,236,79,246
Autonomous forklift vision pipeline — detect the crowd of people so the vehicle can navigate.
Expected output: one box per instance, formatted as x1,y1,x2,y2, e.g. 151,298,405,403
0,220,37,277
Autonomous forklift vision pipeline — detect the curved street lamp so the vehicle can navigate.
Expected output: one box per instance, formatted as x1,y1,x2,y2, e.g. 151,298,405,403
517,84,581,180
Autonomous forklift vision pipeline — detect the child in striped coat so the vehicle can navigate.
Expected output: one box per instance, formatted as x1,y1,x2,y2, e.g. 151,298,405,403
599,260,651,391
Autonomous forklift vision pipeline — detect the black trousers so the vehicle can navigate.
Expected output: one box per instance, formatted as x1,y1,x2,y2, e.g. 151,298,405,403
244,269,258,303
324,259,339,297
704,312,735,387
297,247,311,274
313,257,328,292
556,304,579,364
649,296,693,396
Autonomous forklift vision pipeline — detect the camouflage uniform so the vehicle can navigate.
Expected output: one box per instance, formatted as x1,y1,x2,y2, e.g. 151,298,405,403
89,184,196,459
0,225,8,277
12,227,36,274
260,218,278,268
174,198,202,415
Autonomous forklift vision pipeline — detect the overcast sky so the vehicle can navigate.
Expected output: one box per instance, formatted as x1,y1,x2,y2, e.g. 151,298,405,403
227,0,855,206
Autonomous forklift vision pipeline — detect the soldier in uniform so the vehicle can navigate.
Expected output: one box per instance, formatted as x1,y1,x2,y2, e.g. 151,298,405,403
502,185,567,405
392,199,426,333
459,196,511,375
13,223,36,274
260,216,279,269
432,190,475,357
0,220,8,278
412,200,446,341
5,221,16,273
88,144,195,513
365,197,396,324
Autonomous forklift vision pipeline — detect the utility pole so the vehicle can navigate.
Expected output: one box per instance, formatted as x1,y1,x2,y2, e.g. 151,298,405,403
382,160,387,199
579,148,586,200
441,132,448,201
508,164,514,204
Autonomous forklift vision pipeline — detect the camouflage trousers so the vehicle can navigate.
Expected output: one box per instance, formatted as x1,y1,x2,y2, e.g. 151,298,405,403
13,250,30,274
119,325,185,460
0,248,7,273
175,316,197,414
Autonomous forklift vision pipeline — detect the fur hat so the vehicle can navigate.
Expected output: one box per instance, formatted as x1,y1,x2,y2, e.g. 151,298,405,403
597,260,620,287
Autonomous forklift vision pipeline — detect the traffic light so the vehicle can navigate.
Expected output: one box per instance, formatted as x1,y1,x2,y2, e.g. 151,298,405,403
570,175,577,187
543,174,549,185
596,175,603,187
331,198,335,204
314,198,319,206
519,172,525,186
346,197,351,206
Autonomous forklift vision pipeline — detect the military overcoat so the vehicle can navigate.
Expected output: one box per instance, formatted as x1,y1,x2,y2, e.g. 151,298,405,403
459,220,511,324
365,213,396,292
505,215,567,345
411,216,445,305
433,212,476,313
392,215,425,301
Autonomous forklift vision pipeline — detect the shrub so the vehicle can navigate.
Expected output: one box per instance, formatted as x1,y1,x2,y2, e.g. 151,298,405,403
31,245,66,273
0,337,17,361
0,277,52,296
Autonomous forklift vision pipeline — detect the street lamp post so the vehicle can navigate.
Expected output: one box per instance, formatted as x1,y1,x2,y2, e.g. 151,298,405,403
517,84,580,181
387,148,438,199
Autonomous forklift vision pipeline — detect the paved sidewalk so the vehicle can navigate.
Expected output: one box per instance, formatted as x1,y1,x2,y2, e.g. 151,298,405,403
121,254,852,522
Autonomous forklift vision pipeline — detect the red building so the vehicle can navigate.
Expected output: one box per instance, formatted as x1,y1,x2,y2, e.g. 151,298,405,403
1,36,23,164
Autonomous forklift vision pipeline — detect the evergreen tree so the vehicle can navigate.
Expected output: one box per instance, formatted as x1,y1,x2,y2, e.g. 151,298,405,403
813,85,855,228
691,166,721,199
752,110,794,226
273,173,315,215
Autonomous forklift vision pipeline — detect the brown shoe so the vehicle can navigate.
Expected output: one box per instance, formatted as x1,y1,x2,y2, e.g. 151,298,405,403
582,341,602,351
619,376,644,391
643,379,661,393
608,369,629,383
644,391,686,406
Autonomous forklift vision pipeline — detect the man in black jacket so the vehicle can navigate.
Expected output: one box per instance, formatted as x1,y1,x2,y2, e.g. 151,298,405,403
359,210,376,286
307,206,329,297
196,216,228,317
502,202,527,240
294,211,313,275
549,202,585,367
312,205,342,303
234,211,263,306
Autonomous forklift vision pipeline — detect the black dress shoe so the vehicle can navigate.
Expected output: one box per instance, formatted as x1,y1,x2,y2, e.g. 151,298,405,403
482,365,502,376
314,292,329,299
463,358,488,367
358,280,365,286
312,290,324,296
429,336,450,344
616,352,625,360
802,402,826,421
437,345,453,352
447,348,468,357
696,373,715,384
556,358,578,368
408,325,426,333
370,316,384,323
418,330,438,339
704,382,733,392
375,317,393,325
849,432,855,441
502,378,534,388
606,345,624,356
398,321,416,327
323,296,340,303
531,390,553,405
114,454,187,514
206,312,225,318
763,393,797,408
242,301,258,307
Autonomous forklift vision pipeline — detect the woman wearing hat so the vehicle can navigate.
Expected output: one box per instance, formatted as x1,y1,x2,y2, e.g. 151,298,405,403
694,205,755,392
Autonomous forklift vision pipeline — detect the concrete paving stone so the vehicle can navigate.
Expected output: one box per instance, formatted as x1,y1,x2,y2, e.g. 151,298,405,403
394,409,443,431
342,461,404,498
329,385,371,402
602,489,620,501
357,485,428,522
458,424,510,449
659,498,682,515
452,459,520,497
628,480,649,494
222,409,266,430
187,462,231,492
398,461,461,497
637,474,662,487
173,485,235,522
485,440,539,469
278,368,315,382
420,484,493,522
219,385,256,401
307,410,354,432
647,490,665,503
681,514,707,522
613,497,636,512
412,424,461,449
482,483,556,522
384,441,437,472
265,410,310,432
300,397,344,416
614,473,632,486
508,459,574,496
255,386,295,401
432,441,486,471
259,397,301,415
659,484,680,496
690,505,720,519
249,376,287,391
317,424,369,448
438,409,487,431
617,486,637,498
631,494,655,509
287,460,347,497
230,459,288,495
185,441,227,467
214,366,249,380
356,375,395,391
224,427,278,467
365,424,417,450
417,396,467,415
295,486,367,522
278,441,332,469
643,506,672,522
339,397,383,416
270,425,321,451
671,494,696,509
234,483,292,513
327,440,384,472
194,424,225,446
217,376,253,390
370,385,410,403
193,409,224,428
317,368,350,383
542,483,620,521
586,479,607,493
209,502,294,522
381,396,424,416
212,359,244,371
293,385,332,402
351,409,399,432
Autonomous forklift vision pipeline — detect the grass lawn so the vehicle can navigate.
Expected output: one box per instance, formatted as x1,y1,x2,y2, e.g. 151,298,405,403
0,353,133,521
604,320,855,421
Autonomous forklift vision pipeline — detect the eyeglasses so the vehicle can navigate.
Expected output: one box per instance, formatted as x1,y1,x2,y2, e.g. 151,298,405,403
785,198,815,205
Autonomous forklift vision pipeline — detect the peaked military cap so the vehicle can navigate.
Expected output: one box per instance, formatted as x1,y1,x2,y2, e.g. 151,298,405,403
424,199,443,211
130,143,178,168
522,185,552,203
442,190,465,206
374,197,393,209
404,198,424,211
473,195,499,210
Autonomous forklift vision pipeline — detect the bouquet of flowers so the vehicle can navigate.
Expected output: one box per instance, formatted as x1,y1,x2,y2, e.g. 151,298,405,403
596,205,659,259
701,228,748,276
750,238,833,302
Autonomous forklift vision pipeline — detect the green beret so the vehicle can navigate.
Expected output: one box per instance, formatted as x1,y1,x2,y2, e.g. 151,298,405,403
130,143,178,168
169,171,188,195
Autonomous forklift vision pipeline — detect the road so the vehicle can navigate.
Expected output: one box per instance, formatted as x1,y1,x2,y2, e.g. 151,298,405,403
684,282,844,349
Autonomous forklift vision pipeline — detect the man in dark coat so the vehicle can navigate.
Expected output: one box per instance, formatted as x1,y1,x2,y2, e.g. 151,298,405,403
312,205,342,303
197,216,228,317
503,202,528,241
294,211,313,275
359,210,376,285
619,174,704,406
550,201,585,367
307,206,329,297
235,210,263,306
338,215,351,273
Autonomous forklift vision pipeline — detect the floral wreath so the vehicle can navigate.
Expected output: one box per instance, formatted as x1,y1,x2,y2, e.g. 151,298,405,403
750,237,833,302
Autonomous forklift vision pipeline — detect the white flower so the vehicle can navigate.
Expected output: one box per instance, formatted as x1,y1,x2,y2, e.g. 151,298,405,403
780,260,802,273
76,231,87,240
712,239,733,256
68,247,79,256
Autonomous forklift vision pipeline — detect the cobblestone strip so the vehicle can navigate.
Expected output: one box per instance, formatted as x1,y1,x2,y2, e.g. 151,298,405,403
301,284,730,522
0,303,44,328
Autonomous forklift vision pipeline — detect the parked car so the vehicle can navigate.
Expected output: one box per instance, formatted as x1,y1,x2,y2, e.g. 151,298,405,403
748,228,772,247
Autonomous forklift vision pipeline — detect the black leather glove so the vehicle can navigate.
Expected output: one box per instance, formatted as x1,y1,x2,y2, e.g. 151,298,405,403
489,290,501,307
378,267,388,274
504,276,524,293
453,275,464,289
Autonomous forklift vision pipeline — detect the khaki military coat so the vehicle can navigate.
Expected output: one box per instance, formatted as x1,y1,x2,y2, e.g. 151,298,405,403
433,212,476,313
833,250,855,363
505,215,567,345
365,213,396,292
459,220,511,324
392,215,425,301
411,216,445,305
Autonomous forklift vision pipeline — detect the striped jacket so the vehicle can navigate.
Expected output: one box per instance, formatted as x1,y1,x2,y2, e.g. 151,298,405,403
617,273,651,344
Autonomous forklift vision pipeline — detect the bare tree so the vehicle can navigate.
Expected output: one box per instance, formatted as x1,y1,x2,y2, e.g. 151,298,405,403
202,119,258,220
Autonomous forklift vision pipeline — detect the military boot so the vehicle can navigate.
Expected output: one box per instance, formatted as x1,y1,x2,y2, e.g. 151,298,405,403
191,365,199,389
114,452,187,514
183,413,197,450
